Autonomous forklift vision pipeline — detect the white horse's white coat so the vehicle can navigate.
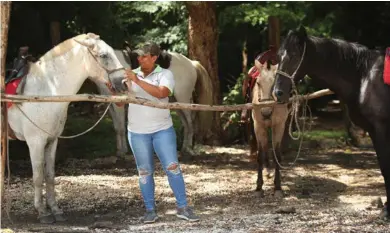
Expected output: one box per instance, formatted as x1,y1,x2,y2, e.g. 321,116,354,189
7,33,126,223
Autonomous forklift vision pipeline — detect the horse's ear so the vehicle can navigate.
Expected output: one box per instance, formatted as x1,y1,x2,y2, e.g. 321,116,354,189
74,38,95,49
124,40,131,48
254,59,262,70
298,25,307,39
87,32,100,40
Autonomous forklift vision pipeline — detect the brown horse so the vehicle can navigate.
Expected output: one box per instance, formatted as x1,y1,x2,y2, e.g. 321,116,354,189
251,58,289,198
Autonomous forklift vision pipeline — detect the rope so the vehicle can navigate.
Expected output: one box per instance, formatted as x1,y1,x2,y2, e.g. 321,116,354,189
15,103,112,139
270,95,313,169
270,42,313,169
4,135,13,224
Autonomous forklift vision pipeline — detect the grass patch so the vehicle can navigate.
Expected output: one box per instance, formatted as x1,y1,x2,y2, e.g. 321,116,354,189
296,129,346,140
59,115,117,159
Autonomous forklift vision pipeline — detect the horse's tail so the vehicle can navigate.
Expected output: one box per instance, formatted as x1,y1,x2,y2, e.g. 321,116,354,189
191,60,214,138
191,61,213,106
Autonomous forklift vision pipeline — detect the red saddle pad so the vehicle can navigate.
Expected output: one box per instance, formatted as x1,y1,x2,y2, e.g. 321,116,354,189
5,78,23,108
384,47,390,85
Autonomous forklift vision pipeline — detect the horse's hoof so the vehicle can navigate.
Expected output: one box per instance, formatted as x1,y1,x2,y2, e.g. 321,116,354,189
54,213,67,222
39,214,55,224
265,168,273,178
274,190,284,199
379,204,389,220
255,190,265,198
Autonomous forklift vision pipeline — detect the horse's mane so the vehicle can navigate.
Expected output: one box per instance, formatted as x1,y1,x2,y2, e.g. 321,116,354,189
156,51,172,69
38,34,89,62
307,35,380,75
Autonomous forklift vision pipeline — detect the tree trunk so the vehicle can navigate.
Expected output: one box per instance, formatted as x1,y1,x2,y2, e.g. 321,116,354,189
1,1,11,203
242,39,248,75
185,2,222,145
50,21,61,46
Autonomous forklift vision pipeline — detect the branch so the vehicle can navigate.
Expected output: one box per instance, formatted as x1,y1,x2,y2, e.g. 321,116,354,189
1,89,334,112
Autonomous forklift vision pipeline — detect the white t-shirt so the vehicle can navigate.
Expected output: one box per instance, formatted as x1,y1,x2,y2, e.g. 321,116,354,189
127,65,175,134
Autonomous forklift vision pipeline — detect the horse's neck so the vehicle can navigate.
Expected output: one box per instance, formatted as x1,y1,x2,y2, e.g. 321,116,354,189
305,41,362,101
26,50,89,96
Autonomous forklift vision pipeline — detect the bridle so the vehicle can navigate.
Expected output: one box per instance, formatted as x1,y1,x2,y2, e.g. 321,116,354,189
275,42,307,83
85,47,126,75
83,44,126,93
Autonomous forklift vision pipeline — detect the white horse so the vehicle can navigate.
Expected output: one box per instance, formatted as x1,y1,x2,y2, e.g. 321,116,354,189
111,47,214,156
7,33,126,223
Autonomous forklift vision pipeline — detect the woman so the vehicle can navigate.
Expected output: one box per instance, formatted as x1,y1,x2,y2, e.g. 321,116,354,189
124,42,199,224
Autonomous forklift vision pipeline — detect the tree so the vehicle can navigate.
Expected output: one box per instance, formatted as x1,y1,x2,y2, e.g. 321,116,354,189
185,2,222,145
1,1,12,202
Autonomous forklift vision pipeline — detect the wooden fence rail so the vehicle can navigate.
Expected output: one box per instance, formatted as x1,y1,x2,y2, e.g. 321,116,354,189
1,89,334,111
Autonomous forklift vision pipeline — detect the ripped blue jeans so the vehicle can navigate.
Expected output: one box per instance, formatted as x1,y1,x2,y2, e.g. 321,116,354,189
127,126,188,211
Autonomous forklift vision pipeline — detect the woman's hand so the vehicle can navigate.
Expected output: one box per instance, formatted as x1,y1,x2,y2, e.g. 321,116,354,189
125,69,139,84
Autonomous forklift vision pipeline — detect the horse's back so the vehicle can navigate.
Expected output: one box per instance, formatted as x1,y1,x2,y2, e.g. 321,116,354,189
167,52,197,96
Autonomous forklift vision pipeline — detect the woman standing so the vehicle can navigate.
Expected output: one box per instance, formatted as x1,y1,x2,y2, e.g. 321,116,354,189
124,42,199,224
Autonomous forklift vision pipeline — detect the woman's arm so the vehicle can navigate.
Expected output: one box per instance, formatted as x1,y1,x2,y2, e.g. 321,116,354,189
134,78,171,99
125,69,171,99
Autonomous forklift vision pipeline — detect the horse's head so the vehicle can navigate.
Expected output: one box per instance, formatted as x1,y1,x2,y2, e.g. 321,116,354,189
73,33,127,93
273,25,308,103
252,50,278,118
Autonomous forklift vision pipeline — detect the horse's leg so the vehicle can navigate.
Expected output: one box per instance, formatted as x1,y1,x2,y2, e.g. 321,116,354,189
175,109,195,157
253,121,268,197
26,138,55,224
271,123,285,199
172,88,195,157
181,109,194,154
108,104,128,156
370,125,390,219
96,82,128,156
44,138,67,222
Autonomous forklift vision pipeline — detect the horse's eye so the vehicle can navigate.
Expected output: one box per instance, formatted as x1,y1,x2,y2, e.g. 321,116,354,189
99,53,108,59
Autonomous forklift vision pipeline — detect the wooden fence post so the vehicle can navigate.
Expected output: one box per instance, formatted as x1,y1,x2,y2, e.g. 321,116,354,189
1,1,11,202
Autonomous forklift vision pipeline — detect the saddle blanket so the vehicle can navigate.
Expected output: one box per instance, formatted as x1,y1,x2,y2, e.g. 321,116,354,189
5,78,22,109
384,47,390,85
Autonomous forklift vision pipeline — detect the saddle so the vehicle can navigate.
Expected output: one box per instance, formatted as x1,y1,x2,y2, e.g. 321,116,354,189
384,47,390,85
5,46,34,95
241,46,278,122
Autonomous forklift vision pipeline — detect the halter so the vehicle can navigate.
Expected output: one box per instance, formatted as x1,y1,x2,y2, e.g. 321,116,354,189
276,42,307,81
85,47,125,93
86,47,126,75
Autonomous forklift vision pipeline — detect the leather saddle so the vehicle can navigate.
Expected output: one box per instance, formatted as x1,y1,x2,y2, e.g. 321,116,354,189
5,46,35,94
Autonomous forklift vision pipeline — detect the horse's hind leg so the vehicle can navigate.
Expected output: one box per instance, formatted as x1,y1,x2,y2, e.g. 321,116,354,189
176,109,194,157
45,138,67,222
370,125,390,219
26,138,55,224
108,104,128,156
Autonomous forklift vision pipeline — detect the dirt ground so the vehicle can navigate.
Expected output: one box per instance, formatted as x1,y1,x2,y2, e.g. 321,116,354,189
1,141,389,233
1,110,389,233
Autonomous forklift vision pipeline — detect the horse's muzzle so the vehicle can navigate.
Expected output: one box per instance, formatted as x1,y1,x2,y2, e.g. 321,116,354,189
260,107,273,119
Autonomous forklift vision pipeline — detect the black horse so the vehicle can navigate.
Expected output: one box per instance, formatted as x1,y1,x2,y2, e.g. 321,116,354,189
273,26,390,219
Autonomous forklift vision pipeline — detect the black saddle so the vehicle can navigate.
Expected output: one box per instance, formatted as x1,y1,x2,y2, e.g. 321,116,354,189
6,46,34,84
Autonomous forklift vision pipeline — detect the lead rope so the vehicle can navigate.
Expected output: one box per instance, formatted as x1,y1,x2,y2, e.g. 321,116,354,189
270,42,312,169
15,103,112,139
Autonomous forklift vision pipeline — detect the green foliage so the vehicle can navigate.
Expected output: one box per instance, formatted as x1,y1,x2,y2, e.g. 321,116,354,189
221,73,247,142
222,73,246,124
